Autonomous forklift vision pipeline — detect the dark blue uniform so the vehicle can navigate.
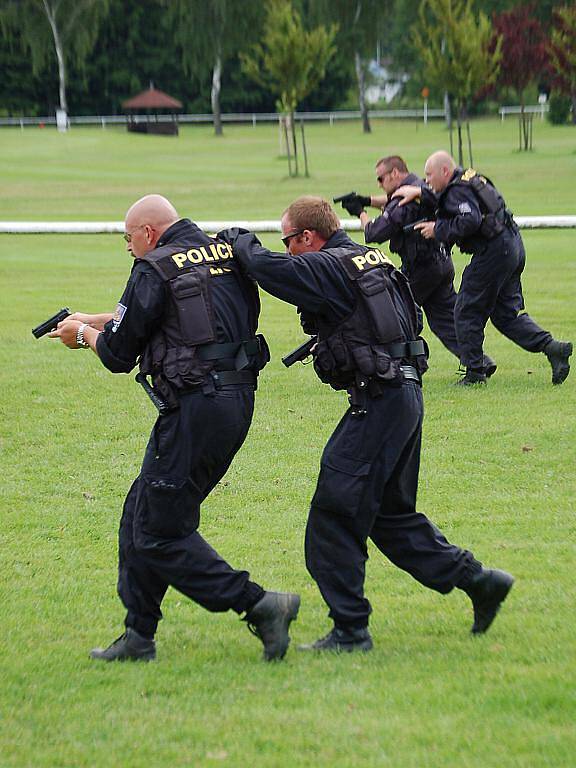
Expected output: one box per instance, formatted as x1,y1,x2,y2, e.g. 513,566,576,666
96,219,265,638
434,169,552,370
230,229,483,631
364,173,462,360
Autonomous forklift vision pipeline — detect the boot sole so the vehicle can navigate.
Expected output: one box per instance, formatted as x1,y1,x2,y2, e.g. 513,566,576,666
264,594,301,661
472,574,514,634
298,639,373,653
550,342,572,385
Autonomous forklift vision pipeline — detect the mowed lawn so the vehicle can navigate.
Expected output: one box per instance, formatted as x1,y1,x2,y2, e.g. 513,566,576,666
0,120,575,767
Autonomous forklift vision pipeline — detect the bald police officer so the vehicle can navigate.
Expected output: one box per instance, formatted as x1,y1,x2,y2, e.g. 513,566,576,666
336,155,496,377
50,194,300,662
220,196,513,653
403,151,572,386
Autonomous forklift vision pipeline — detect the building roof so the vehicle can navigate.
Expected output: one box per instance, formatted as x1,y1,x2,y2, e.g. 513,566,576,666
122,87,182,110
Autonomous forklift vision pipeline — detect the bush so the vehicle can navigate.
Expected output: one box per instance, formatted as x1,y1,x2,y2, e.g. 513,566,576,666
547,93,571,125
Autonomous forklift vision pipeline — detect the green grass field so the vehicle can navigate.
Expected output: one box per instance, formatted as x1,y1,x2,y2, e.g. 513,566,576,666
0,120,575,767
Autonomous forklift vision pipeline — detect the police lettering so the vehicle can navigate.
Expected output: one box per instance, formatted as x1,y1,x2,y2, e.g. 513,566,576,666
351,249,391,271
171,242,234,269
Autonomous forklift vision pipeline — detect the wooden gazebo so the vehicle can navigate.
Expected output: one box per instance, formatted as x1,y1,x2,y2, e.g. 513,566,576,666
122,86,183,136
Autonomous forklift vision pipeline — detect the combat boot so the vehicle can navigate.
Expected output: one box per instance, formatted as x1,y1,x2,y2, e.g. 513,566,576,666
298,626,373,653
543,339,572,385
464,568,514,634
244,591,300,661
90,627,156,662
483,355,497,379
455,367,487,386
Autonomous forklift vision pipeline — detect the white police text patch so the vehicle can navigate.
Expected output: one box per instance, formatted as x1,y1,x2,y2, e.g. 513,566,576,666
458,202,472,214
112,302,127,333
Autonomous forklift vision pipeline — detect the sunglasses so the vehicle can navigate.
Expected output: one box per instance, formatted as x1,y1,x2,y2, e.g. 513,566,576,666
376,170,392,184
281,229,304,247
123,224,147,243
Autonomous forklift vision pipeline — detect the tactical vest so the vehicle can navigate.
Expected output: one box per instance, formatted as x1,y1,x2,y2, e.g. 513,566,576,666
137,238,266,400
390,190,442,275
311,245,428,391
445,169,511,250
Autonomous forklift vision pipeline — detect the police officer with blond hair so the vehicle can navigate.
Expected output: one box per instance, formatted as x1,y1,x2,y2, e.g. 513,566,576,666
220,196,513,653
50,194,300,662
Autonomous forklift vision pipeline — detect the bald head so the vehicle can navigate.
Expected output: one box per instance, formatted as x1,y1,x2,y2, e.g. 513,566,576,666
424,151,456,193
124,194,180,258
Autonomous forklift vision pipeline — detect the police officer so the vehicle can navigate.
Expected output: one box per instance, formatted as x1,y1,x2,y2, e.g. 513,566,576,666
50,194,300,662
335,155,496,377
403,150,572,385
220,196,513,652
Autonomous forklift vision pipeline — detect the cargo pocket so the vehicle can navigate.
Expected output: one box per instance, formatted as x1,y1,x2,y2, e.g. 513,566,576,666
139,475,201,538
311,454,371,518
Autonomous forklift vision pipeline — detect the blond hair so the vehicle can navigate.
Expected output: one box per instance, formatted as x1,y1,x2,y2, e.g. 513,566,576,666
284,196,340,240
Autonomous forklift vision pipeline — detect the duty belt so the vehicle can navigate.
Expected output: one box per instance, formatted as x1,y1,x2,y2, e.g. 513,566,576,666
399,364,420,383
388,339,426,358
198,338,260,371
348,364,421,417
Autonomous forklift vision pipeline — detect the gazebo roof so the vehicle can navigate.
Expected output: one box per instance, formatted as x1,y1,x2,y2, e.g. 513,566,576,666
122,87,182,110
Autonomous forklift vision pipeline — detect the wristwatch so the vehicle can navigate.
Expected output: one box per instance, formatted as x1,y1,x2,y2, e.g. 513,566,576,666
76,323,89,348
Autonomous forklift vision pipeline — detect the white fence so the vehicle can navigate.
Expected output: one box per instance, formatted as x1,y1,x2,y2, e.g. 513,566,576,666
1,217,575,235
499,104,549,121
0,108,447,129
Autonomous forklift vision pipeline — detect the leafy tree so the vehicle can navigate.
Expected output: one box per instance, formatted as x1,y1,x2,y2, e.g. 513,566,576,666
491,4,549,149
412,0,502,165
0,0,110,115
163,0,261,136
241,0,337,175
548,4,576,125
312,0,392,134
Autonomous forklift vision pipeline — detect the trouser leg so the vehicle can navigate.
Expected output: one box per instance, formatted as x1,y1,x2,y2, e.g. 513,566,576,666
118,480,169,637
119,390,264,636
422,277,461,359
368,428,481,592
489,237,552,352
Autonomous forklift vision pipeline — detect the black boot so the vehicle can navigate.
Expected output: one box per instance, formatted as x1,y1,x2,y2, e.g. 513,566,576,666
464,569,514,634
298,626,373,653
244,591,300,661
90,627,156,662
455,367,487,386
483,355,497,378
544,340,572,385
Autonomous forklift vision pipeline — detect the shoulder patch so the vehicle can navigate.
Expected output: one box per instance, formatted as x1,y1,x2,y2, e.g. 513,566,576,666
112,302,127,333
458,202,472,214
461,168,477,181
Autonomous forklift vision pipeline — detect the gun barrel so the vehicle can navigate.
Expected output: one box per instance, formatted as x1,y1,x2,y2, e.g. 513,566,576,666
32,307,71,338
333,192,355,204
403,219,427,233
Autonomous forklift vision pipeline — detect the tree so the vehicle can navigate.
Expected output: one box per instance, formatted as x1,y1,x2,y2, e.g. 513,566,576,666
492,4,548,150
312,0,392,134
241,0,337,176
548,4,576,125
163,0,261,136
412,0,502,165
0,0,109,116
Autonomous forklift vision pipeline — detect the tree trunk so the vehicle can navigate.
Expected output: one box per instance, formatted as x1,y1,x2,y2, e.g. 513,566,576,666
211,50,223,136
42,0,67,113
355,51,371,134
290,110,299,177
572,89,576,125
456,105,464,167
444,90,452,131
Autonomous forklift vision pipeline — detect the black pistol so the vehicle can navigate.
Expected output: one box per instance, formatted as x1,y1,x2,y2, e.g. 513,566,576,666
403,218,428,233
135,373,171,416
282,336,317,368
32,307,71,338
333,192,357,205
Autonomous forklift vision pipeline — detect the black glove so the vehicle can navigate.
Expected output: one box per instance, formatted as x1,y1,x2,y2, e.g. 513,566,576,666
333,192,371,217
216,227,258,246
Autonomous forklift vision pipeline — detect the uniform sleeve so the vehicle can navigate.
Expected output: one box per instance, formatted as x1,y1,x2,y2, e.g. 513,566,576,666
232,233,352,319
364,198,421,244
435,186,483,245
96,263,166,373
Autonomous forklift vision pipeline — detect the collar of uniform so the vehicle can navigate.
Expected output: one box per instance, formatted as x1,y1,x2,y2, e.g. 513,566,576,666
323,229,356,250
156,218,204,248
